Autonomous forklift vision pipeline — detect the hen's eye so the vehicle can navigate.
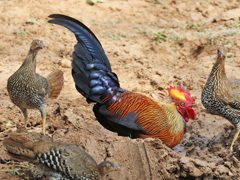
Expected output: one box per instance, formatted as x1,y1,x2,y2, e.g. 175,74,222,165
181,102,185,106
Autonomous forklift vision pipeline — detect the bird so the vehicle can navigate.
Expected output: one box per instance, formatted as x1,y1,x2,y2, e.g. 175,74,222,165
7,39,64,135
48,14,197,148
3,132,121,180
202,46,240,152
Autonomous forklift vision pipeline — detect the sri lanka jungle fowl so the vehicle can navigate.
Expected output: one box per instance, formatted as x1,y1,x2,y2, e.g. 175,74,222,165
3,132,121,180
48,14,197,148
7,40,64,135
202,46,240,152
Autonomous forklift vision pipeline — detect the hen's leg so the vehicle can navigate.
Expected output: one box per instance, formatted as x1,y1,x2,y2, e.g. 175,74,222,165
229,128,240,152
20,108,28,128
39,106,46,135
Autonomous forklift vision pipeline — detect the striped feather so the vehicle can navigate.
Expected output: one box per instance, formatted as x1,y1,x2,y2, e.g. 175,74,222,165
102,91,186,147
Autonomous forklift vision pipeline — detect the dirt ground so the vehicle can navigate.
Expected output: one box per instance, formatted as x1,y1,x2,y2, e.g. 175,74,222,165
1,0,240,179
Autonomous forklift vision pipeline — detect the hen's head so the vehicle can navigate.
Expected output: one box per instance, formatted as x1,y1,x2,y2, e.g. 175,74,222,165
168,86,197,122
217,46,227,64
30,39,44,51
98,161,122,177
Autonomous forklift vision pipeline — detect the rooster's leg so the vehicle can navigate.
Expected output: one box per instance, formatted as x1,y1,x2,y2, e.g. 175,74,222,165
39,106,46,135
229,128,240,152
20,108,28,128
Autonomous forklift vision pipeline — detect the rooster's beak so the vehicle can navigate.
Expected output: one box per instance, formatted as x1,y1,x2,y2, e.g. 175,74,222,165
192,102,199,108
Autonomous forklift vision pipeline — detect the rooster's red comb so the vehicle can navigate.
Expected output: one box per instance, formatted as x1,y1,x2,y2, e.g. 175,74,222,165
168,86,195,102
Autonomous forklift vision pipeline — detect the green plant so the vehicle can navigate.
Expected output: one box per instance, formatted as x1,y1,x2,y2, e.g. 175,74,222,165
227,43,232,49
195,31,206,38
133,24,148,35
0,46,5,51
200,0,209,6
91,20,101,25
207,34,217,43
231,21,240,29
20,162,29,168
8,166,20,175
216,25,224,30
227,52,233,58
186,32,192,38
152,30,167,43
16,29,28,36
204,28,212,32
179,23,197,30
27,18,40,25
101,31,128,40
20,162,41,178
216,40,223,46
28,166,41,178
5,121,11,126
168,29,182,41
88,0,105,5
106,19,121,28
52,31,57,35
155,0,164,3
223,28,240,36
106,21,117,28
74,17,82,22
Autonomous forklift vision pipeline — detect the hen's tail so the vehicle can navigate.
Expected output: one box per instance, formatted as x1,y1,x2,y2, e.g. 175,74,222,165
48,14,120,103
47,69,64,99
3,133,35,161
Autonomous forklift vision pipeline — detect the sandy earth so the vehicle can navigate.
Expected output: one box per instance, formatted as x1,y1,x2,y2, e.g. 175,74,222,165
1,0,240,179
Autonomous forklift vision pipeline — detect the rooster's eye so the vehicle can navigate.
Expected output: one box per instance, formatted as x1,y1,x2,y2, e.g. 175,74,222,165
181,102,185,106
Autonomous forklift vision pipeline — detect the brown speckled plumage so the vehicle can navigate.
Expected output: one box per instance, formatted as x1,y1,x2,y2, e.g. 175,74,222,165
7,40,64,134
3,133,121,180
201,46,240,152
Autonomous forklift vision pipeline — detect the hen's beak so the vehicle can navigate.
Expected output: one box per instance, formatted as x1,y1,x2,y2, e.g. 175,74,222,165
220,47,225,57
113,164,122,172
38,42,44,49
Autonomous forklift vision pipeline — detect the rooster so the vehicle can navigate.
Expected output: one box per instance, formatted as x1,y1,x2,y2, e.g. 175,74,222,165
202,46,240,152
48,14,197,148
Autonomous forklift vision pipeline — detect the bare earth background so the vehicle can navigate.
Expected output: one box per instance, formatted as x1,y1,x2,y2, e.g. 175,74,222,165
1,0,240,179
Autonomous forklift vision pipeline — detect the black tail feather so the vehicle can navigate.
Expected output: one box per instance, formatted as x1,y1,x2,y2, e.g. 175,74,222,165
48,14,111,70
48,14,120,104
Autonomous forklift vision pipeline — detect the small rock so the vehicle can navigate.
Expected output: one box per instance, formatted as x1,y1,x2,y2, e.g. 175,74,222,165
61,59,71,68
190,12,203,22
224,161,232,169
222,8,240,20
216,165,229,174
177,3,186,14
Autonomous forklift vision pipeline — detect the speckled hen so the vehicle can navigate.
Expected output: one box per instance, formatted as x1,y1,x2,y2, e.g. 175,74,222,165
202,46,240,152
3,133,122,180
7,40,64,134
